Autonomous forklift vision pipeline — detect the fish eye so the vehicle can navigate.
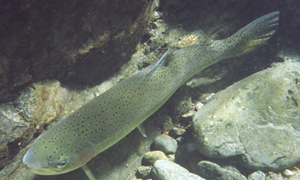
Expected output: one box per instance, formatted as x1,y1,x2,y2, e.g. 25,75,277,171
56,160,67,169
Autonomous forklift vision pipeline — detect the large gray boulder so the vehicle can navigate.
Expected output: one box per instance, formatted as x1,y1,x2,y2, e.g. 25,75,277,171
193,61,300,171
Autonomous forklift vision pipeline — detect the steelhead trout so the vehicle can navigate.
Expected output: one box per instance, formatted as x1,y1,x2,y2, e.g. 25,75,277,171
23,11,280,179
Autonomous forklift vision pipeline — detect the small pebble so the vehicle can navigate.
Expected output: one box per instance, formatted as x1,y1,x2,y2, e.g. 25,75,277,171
143,150,167,164
283,169,295,177
137,166,152,179
153,134,178,154
248,170,266,180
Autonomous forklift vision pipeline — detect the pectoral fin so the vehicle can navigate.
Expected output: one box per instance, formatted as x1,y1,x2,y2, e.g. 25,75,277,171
81,164,96,180
137,124,147,137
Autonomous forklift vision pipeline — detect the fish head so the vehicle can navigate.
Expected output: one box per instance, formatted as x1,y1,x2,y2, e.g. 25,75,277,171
23,126,96,175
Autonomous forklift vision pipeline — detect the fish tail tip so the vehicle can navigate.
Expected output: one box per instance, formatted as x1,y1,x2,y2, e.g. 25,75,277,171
228,11,280,57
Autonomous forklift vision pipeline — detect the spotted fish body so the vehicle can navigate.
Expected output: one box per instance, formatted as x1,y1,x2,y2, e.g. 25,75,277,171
23,11,279,176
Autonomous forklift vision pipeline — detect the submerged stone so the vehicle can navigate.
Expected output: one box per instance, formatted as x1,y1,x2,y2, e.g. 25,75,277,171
137,166,152,179
143,150,168,165
152,159,205,180
153,134,178,154
195,160,247,180
193,61,300,171
248,171,266,180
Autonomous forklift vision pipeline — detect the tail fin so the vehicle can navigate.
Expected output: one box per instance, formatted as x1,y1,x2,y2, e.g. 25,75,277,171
223,11,280,58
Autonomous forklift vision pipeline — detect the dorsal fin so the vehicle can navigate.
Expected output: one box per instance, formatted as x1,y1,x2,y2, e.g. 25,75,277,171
146,49,171,77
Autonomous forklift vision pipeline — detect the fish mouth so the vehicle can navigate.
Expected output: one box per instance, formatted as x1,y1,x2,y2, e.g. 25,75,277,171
25,166,66,175
23,151,56,175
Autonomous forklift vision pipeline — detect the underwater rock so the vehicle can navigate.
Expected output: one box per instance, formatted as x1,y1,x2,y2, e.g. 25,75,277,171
195,160,247,180
0,104,29,170
152,159,205,180
248,170,266,180
15,80,69,126
266,172,284,180
0,0,156,102
283,169,295,177
153,134,178,154
143,150,168,165
137,166,152,179
193,61,300,170
0,104,28,149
